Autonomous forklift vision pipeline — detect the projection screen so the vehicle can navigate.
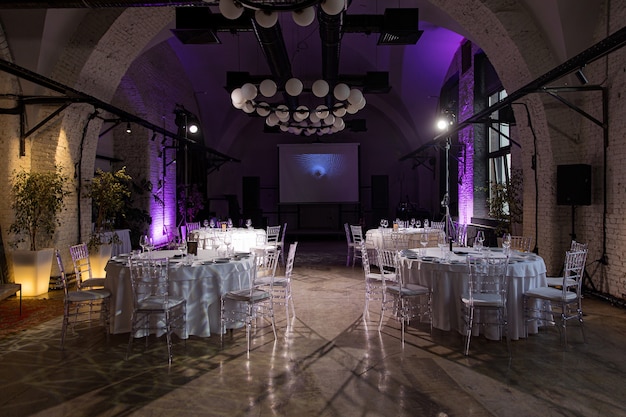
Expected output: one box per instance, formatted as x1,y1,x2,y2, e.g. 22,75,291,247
278,143,360,204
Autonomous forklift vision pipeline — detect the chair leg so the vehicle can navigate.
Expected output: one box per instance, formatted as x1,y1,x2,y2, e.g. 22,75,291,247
464,307,474,356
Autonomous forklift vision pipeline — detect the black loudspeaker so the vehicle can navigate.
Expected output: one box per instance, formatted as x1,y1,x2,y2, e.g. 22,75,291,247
557,164,591,206
371,175,389,210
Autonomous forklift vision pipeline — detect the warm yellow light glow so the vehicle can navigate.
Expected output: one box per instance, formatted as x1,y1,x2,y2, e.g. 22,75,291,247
12,249,54,296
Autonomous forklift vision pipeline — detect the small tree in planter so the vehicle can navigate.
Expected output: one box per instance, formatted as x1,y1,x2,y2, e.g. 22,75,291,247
9,166,71,295
483,168,524,236
85,168,132,277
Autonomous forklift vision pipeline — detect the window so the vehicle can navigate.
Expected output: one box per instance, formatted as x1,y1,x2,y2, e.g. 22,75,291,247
488,89,511,210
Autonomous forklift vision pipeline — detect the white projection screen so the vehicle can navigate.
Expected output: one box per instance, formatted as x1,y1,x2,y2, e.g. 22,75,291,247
278,143,360,204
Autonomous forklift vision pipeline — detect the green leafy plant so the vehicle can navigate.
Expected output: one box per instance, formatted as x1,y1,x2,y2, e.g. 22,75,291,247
9,167,71,251
86,167,132,250
481,168,523,236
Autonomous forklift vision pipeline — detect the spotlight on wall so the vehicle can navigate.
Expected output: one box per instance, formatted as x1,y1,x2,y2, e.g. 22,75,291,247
575,67,589,85
126,122,132,134
173,105,202,137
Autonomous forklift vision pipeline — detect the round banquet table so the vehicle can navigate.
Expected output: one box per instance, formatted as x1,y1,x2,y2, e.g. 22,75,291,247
399,247,547,340
105,249,255,338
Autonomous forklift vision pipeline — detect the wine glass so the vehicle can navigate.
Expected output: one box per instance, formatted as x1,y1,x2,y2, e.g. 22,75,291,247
177,237,187,258
502,233,512,256
424,219,430,229
419,232,429,257
209,218,216,228
139,234,149,252
203,219,209,228
223,233,233,255
245,218,252,229
475,230,485,252
437,231,447,259
410,218,416,228
380,219,385,228
382,219,389,228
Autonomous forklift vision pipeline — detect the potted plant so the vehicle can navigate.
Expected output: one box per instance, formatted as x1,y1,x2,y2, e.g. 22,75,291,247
483,168,523,237
9,166,71,296
85,167,132,276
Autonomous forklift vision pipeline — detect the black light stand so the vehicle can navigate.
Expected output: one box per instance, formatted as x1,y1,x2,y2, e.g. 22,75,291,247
438,111,457,246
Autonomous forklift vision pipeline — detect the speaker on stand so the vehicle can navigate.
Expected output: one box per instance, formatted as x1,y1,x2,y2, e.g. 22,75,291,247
556,164,595,290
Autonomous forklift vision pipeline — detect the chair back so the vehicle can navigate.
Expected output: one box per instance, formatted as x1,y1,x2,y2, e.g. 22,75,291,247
258,248,280,279
510,236,532,252
360,240,372,275
266,225,282,245
455,223,468,247
561,250,588,295
69,243,94,290
129,257,171,309
186,222,201,232
376,248,398,289
350,225,364,247
466,255,509,306
570,240,588,252
284,242,298,278
344,223,354,246
55,250,70,299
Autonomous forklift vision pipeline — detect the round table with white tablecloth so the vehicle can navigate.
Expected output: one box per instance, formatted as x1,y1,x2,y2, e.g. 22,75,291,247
105,249,255,338
399,247,547,340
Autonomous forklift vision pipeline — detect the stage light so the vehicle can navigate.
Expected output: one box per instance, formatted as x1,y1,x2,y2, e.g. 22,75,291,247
126,122,132,134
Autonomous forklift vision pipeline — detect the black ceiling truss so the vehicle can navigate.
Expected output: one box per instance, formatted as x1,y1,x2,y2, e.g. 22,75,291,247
0,58,239,169
400,25,626,285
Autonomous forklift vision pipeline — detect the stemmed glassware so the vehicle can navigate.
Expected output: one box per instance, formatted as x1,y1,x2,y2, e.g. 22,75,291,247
139,234,151,253
245,218,252,229
502,233,512,256
419,232,429,257
437,231,447,259
410,218,416,228
424,219,430,229
209,218,216,228
203,219,209,228
223,233,232,256
475,230,485,252
177,237,187,258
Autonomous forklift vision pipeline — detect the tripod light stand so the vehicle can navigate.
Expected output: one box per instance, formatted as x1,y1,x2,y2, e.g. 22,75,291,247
437,111,457,244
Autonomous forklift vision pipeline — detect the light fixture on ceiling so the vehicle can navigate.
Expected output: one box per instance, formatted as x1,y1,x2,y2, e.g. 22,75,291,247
125,122,132,134
174,105,202,136
230,78,365,136
217,0,345,28
436,109,456,132
575,67,589,85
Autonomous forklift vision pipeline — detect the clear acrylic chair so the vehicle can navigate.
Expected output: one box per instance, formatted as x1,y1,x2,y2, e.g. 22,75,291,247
126,257,187,364
361,241,387,316
546,241,588,288
454,222,468,247
378,248,431,345
523,249,588,348
350,225,364,267
344,222,356,266
430,221,445,231
461,255,510,356
221,254,277,353
276,223,287,265
270,242,298,321
69,243,106,290
57,250,111,350
510,236,532,252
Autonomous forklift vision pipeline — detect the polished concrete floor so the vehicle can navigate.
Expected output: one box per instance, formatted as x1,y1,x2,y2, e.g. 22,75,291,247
1,240,626,417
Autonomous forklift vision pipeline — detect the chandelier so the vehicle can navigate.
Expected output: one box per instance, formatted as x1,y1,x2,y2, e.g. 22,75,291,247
230,78,366,136
217,0,346,27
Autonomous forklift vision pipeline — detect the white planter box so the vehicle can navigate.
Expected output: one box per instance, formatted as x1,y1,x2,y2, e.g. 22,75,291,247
11,249,54,297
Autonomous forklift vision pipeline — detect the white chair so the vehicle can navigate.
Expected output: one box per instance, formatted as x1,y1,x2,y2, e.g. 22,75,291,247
69,243,106,290
270,242,298,321
126,257,187,364
461,255,510,356
343,222,356,267
350,225,365,267
360,241,387,316
56,250,111,350
378,248,431,345
430,221,445,231
220,254,277,353
523,249,588,348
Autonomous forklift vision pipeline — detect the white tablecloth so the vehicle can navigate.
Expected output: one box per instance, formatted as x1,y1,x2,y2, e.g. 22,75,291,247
100,229,131,256
400,247,547,340
191,228,266,252
366,228,442,249
105,249,254,338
